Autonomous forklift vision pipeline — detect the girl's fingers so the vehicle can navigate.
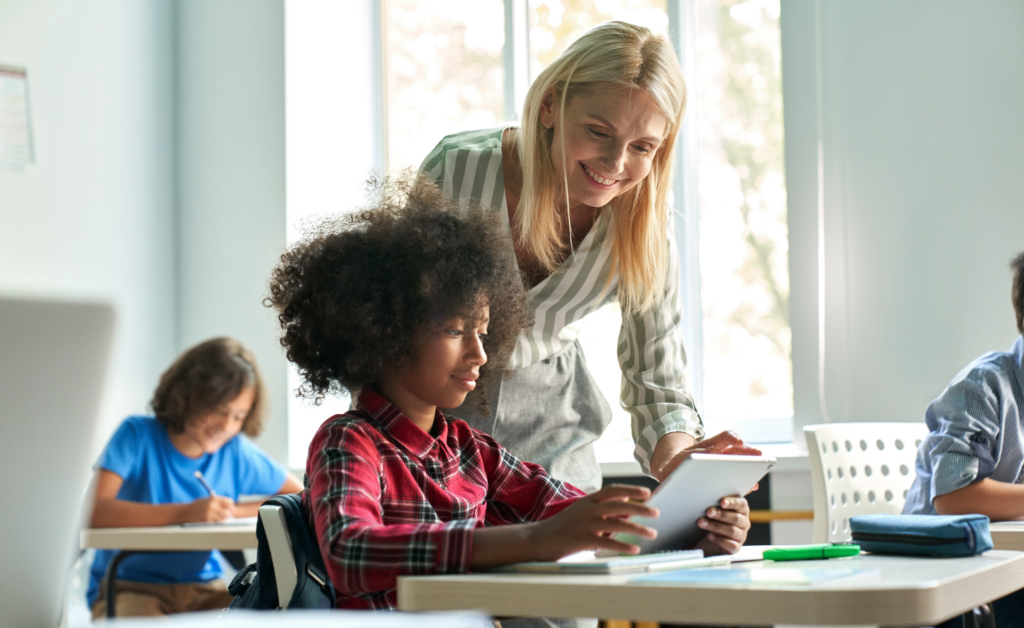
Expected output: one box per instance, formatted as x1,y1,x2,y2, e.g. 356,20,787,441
592,518,658,539
591,537,643,555
719,497,750,515
593,500,659,520
591,484,652,503
704,508,745,528
705,532,742,555
698,517,745,541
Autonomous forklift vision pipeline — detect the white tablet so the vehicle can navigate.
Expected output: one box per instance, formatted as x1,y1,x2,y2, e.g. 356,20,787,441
603,453,776,555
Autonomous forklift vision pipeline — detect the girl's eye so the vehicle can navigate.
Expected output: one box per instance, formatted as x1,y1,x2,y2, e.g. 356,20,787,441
446,329,463,337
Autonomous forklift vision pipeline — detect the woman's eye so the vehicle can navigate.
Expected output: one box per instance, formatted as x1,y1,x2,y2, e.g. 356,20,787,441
589,128,610,139
633,144,651,155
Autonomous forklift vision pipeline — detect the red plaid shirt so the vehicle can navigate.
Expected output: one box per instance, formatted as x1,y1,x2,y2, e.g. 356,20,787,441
303,387,585,609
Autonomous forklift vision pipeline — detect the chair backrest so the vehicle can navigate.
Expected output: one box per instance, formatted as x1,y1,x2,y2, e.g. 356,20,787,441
805,422,928,543
259,504,298,610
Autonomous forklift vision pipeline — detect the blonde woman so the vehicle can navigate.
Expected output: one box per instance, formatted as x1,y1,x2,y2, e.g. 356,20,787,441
420,22,758,562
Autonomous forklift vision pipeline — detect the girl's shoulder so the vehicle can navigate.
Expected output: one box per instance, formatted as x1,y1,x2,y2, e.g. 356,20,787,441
113,415,165,442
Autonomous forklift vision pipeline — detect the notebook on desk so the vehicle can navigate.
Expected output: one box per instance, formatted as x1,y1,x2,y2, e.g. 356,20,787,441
0,297,115,627
493,549,723,574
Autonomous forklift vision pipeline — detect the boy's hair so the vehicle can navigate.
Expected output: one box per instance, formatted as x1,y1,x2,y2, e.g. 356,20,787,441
151,337,266,436
266,173,529,414
1012,251,1024,334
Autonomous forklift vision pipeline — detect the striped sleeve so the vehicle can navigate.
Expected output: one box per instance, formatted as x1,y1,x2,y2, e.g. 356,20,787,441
923,369,1003,500
419,128,505,213
622,225,705,476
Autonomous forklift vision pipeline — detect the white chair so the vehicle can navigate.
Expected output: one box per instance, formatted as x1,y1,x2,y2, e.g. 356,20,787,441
805,422,929,543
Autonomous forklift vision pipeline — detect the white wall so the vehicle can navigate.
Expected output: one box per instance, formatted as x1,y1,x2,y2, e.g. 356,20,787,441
176,0,290,465
783,0,1024,439
0,0,176,457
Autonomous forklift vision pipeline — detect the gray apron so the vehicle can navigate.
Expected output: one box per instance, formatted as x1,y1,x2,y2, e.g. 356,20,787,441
451,339,612,494
452,340,607,628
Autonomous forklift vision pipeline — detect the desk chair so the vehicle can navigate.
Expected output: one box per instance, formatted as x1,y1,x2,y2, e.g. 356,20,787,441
805,422,928,543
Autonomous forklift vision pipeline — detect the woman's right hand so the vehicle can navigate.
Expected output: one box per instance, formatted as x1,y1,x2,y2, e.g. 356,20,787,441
184,496,236,523
651,431,763,483
526,484,659,561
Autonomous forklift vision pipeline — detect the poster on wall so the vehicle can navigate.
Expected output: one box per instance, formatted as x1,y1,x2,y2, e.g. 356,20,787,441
0,64,33,171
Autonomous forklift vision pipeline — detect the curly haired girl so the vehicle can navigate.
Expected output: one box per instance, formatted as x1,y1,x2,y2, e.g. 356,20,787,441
267,174,659,610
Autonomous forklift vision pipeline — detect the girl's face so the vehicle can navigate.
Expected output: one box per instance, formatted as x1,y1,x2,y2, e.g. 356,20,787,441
181,386,254,456
541,82,669,212
381,305,490,431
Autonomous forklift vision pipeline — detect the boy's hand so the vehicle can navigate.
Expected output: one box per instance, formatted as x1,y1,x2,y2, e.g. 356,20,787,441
185,496,236,523
695,495,751,555
527,485,658,561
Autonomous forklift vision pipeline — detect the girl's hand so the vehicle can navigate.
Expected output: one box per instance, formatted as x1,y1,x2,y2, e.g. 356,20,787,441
185,496,236,523
527,485,659,560
694,495,751,556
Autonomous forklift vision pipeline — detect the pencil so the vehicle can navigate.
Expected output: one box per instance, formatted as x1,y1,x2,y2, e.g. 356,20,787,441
193,470,217,497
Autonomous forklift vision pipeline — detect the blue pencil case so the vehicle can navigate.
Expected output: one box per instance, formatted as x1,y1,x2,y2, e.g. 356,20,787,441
849,514,992,557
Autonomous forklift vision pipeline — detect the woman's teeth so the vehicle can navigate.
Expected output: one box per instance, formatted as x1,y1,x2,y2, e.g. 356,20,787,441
583,164,615,185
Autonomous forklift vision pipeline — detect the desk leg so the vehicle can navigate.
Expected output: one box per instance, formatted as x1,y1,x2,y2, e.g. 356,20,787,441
104,551,138,619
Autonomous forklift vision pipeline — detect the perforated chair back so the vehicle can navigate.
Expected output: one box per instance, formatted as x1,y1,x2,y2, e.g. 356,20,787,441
805,422,928,543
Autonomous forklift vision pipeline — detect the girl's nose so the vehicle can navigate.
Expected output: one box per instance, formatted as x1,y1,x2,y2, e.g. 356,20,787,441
466,336,487,366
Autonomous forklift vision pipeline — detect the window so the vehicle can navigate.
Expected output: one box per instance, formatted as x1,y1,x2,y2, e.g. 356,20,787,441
285,0,791,469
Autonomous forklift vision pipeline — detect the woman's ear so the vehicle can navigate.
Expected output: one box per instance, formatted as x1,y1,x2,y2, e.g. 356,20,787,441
539,86,559,129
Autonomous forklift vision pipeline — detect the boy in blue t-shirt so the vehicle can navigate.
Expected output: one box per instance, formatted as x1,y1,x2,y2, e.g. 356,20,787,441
87,337,302,618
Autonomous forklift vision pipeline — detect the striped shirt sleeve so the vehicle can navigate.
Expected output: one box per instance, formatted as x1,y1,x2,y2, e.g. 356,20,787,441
922,368,1004,500
622,225,705,476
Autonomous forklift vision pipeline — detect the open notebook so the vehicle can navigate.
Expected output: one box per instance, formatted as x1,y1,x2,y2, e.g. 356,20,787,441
493,549,730,574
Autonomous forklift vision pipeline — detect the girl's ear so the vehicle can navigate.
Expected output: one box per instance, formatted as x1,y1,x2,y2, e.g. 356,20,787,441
539,86,559,129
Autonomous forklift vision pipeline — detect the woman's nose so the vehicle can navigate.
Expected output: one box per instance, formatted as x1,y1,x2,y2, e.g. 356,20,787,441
602,141,628,173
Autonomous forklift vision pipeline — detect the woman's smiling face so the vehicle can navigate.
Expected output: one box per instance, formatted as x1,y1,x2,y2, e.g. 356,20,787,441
541,82,669,212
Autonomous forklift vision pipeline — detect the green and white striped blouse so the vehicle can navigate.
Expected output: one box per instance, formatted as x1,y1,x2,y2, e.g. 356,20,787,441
420,127,704,475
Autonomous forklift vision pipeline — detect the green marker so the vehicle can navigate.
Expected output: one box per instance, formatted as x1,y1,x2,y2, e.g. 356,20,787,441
763,544,861,561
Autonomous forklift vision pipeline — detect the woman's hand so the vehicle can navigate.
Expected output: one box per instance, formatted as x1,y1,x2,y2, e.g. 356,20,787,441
694,495,751,556
650,431,763,482
527,485,659,561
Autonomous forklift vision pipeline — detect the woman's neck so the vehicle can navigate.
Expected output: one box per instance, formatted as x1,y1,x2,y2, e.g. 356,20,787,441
501,128,600,288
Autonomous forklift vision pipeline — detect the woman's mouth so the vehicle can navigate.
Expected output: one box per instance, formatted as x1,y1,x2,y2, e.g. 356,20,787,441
581,163,617,188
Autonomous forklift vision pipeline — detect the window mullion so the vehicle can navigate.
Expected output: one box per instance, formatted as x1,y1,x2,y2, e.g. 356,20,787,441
504,0,530,121
668,0,704,412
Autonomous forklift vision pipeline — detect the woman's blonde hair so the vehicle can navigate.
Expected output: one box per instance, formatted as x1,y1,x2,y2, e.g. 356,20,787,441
517,21,686,315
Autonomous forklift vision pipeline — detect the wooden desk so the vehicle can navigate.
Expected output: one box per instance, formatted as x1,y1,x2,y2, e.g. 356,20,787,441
81,522,258,551
991,522,1024,551
398,551,1024,626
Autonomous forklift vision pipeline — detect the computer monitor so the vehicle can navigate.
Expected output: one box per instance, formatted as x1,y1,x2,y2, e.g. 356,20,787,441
0,297,115,627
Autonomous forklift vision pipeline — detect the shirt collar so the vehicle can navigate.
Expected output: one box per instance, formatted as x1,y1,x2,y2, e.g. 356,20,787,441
356,387,449,458
1011,334,1024,383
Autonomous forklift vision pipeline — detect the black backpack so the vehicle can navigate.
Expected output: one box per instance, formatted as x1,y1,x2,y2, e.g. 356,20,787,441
227,493,336,610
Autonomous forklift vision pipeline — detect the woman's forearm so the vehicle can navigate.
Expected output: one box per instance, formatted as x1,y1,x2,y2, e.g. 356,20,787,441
933,478,1024,521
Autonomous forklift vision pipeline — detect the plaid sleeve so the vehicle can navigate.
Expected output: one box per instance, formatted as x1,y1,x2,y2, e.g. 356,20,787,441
306,419,476,604
473,431,585,525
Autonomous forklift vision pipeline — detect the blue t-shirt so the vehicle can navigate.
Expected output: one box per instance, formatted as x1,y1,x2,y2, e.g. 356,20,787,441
86,415,286,607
